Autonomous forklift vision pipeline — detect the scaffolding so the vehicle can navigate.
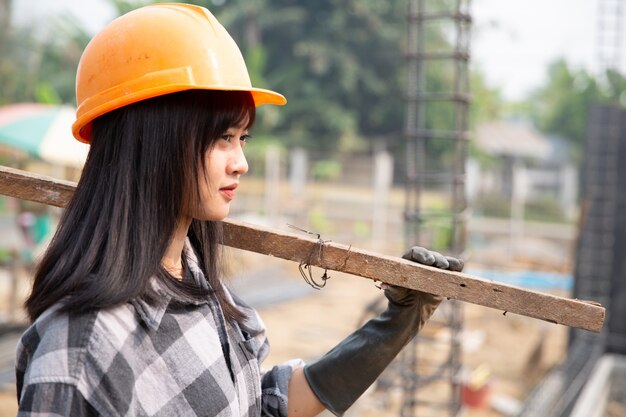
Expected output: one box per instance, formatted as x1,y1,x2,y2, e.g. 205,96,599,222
596,0,625,73
401,0,471,416
516,104,621,417
518,2,626,415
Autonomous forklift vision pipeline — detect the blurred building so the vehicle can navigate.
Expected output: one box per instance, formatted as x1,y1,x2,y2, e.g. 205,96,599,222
467,120,578,219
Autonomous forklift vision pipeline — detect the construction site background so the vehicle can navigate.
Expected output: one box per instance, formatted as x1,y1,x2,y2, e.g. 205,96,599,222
0,150,583,416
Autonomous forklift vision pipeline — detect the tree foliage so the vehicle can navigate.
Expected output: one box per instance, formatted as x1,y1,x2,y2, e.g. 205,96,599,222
1,0,490,155
526,59,626,163
5,0,625,174
209,0,413,152
0,1,90,105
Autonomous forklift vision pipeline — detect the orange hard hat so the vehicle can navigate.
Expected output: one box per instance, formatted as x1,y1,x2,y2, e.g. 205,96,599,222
72,3,286,143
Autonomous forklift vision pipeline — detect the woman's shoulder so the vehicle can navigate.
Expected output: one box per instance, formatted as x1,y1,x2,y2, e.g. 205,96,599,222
16,305,99,385
16,302,141,385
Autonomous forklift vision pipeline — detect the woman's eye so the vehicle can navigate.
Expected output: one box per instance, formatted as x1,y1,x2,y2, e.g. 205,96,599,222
221,134,233,143
240,134,252,144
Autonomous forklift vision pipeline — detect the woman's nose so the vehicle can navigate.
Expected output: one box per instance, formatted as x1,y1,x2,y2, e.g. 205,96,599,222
229,145,249,176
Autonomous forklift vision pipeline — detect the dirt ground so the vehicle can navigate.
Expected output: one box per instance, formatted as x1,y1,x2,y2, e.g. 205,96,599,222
0,390,16,417
0,253,568,417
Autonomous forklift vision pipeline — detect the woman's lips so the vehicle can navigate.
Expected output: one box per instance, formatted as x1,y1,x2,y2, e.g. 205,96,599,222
220,184,237,200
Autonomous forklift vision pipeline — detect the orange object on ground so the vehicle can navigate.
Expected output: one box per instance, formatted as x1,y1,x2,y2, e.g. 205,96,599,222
462,382,492,409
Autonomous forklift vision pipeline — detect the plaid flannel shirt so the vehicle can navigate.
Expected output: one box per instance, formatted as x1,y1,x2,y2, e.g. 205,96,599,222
15,243,303,417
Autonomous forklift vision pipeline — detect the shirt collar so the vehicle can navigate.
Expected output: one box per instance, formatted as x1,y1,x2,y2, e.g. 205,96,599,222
130,280,170,332
130,238,208,331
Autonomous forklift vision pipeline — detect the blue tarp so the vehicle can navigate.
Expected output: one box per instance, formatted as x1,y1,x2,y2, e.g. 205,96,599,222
467,269,573,290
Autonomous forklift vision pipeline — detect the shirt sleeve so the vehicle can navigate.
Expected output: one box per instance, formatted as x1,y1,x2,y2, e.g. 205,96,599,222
18,382,99,417
226,287,307,417
261,359,306,417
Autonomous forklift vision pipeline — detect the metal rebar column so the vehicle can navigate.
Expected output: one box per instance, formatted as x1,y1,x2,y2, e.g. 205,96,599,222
596,0,624,73
401,0,471,416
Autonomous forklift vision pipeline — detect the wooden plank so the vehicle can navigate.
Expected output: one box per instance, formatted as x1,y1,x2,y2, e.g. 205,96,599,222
222,221,604,332
0,165,606,332
0,165,75,208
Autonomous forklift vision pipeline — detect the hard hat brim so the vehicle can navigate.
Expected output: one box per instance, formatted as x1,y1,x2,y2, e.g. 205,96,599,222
72,86,286,143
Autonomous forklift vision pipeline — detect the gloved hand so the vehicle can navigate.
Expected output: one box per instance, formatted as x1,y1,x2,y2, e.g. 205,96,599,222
303,247,463,416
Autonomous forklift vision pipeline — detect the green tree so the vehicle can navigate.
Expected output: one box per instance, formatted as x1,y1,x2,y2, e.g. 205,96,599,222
1,0,472,160
527,60,601,162
523,59,626,164
212,0,458,154
469,70,503,128
603,68,626,104
0,1,90,105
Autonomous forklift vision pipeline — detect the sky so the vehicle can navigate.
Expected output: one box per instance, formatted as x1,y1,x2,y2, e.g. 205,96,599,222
471,0,598,100
11,0,604,101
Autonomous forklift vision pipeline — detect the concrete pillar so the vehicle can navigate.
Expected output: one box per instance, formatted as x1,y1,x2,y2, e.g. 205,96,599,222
289,148,307,198
510,160,528,256
559,163,578,220
372,150,393,249
265,146,281,227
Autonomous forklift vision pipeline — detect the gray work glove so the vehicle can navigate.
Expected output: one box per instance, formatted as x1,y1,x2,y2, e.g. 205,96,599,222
303,246,463,416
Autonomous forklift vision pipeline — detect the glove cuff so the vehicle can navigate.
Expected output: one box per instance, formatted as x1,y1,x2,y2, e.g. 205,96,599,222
302,297,443,415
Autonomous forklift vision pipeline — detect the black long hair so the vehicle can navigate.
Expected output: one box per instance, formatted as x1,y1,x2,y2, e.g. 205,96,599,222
25,90,255,323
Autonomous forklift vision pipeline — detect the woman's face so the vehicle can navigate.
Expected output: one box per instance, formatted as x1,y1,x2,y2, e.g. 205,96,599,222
191,121,250,221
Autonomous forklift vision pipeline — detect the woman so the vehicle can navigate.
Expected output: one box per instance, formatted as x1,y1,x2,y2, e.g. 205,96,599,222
16,4,462,417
